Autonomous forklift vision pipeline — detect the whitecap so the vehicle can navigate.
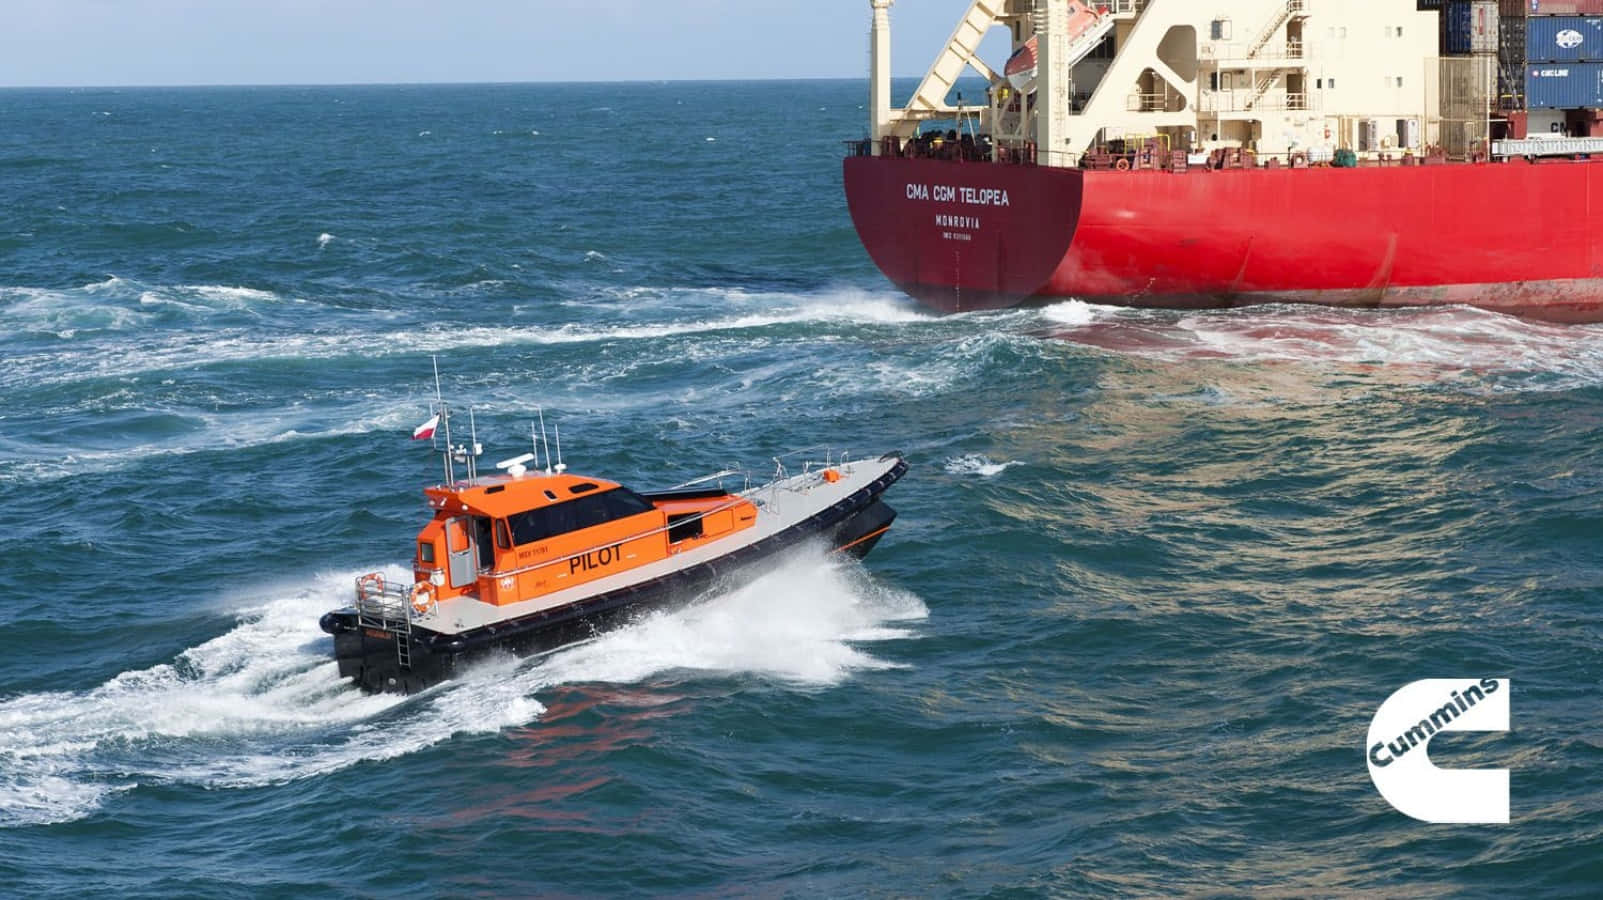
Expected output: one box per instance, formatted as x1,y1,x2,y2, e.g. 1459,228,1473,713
944,453,1024,478
1040,299,1101,326
317,232,334,248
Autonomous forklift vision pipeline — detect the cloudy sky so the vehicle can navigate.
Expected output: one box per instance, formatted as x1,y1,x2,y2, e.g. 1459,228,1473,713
0,0,1012,87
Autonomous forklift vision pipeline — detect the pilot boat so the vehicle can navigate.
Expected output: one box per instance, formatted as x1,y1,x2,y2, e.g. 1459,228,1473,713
319,391,907,694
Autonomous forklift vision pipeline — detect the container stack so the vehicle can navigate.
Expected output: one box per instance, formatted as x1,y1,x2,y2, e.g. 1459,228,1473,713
1439,1,1500,155
1498,0,1527,109
1442,0,1501,53
1524,4,1603,120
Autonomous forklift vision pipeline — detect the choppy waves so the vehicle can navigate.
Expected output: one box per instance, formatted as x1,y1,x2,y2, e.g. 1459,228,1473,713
0,550,924,828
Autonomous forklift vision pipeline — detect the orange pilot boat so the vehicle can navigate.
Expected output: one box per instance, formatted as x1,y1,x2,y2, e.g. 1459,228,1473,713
319,386,906,694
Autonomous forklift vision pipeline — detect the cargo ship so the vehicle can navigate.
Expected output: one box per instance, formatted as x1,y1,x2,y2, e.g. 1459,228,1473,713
844,0,1603,322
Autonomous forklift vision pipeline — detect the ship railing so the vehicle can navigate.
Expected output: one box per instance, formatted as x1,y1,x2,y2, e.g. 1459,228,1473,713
1107,0,1146,16
1200,90,1314,113
852,134,1035,166
354,574,417,630
1202,39,1305,63
1125,89,1186,113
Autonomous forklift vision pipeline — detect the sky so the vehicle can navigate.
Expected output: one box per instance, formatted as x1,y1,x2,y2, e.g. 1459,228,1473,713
0,0,1013,87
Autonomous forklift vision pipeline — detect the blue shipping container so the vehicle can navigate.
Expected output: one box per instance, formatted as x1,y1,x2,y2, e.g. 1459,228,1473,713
1526,61,1603,106
1526,16,1603,61
1445,1,1474,54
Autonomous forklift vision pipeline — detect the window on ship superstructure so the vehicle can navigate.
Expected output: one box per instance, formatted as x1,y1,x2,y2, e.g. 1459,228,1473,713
505,488,656,546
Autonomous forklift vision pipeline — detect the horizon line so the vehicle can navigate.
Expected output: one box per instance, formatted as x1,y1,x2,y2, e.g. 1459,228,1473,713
0,74,966,91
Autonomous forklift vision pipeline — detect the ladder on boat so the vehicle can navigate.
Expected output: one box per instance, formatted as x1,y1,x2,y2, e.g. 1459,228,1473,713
355,575,415,670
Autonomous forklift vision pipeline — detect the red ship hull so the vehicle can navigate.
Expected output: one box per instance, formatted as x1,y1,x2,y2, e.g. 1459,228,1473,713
843,155,1603,323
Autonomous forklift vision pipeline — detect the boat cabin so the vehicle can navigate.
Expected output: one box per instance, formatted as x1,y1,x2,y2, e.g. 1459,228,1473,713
414,470,758,607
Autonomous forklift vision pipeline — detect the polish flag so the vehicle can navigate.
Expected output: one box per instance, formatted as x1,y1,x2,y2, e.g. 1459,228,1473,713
412,414,440,440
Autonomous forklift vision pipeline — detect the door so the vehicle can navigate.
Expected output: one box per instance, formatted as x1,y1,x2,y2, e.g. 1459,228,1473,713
445,517,476,589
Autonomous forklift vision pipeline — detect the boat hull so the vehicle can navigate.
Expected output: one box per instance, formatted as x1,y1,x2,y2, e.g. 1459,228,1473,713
320,462,905,694
844,155,1603,323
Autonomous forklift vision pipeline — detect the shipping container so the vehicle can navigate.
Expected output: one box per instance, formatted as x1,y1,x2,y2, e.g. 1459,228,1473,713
1526,16,1603,59
1526,60,1603,105
1499,0,1526,15
1446,0,1501,54
1528,1,1603,14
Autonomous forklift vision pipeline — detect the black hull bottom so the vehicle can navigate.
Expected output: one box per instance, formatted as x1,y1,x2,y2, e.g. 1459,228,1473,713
322,470,903,694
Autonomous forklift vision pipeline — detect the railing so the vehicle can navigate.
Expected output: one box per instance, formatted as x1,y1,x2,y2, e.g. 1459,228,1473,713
1202,39,1304,62
1200,89,1313,113
1125,87,1187,112
354,574,416,668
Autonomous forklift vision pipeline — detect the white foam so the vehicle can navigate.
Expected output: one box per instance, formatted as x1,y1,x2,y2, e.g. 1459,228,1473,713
1046,303,1603,392
944,454,1024,478
1040,299,1103,326
537,546,926,688
189,285,280,304
0,552,923,826
317,232,334,248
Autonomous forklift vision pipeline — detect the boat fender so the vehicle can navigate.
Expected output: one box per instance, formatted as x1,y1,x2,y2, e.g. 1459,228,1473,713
410,581,436,615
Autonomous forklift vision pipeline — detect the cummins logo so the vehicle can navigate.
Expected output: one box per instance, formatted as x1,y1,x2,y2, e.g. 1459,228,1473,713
1366,678,1510,823
1557,29,1585,50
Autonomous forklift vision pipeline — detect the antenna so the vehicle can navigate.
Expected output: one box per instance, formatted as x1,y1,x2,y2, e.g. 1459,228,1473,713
466,406,483,480
554,423,566,473
536,406,551,474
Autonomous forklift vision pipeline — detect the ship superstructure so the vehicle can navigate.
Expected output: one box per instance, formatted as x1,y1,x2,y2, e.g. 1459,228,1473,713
844,1,1603,321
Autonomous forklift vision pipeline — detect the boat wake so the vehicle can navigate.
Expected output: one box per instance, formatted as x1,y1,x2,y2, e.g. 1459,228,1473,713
0,549,924,828
1039,301,1603,391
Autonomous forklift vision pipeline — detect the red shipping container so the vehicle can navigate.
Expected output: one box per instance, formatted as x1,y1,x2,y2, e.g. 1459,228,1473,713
1508,110,1529,137
1528,0,1603,14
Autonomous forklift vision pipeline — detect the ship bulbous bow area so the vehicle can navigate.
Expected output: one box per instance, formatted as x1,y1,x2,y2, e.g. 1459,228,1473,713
843,154,1085,313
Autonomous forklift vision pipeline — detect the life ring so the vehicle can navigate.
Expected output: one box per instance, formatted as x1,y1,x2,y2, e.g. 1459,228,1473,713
358,572,385,596
1114,157,1131,171
409,581,435,615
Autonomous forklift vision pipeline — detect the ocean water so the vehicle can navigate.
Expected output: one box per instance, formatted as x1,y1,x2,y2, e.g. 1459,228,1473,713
2,80,1601,896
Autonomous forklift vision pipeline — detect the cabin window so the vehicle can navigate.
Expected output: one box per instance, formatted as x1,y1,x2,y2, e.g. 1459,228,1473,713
505,488,656,547
495,519,511,549
667,513,704,544
419,542,435,563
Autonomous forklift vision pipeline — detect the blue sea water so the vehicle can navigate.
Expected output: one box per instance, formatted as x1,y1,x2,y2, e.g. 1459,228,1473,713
2,80,1601,896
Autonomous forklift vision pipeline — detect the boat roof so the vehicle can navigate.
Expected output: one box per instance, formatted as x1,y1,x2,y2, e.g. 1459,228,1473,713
424,471,625,518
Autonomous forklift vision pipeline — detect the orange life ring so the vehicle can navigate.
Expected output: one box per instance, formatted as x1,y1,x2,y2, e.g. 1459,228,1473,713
358,572,385,597
1114,158,1131,171
409,581,435,615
